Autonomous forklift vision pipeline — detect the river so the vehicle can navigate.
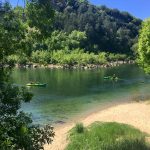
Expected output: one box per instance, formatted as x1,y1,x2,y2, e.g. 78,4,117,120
12,64,150,125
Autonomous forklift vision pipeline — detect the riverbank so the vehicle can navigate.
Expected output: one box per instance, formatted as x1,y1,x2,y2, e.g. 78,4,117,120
15,60,135,70
44,100,150,150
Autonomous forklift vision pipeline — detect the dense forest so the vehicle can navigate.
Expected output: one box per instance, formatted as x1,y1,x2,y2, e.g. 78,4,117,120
53,0,142,55
2,0,142,65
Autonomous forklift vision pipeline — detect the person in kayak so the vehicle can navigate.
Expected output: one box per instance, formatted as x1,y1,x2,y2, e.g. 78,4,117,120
112,74,118,80
30,81,35,84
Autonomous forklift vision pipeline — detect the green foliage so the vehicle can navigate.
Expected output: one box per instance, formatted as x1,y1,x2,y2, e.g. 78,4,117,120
0,74,55,149
26,0,54,38
23,27,40,57
1,0,140,65
46,31,68,51
39,30,127,66
53,0,141,55
46,30,87,51
31,50,51,64
6,55,19,66
97,52,108,64
107,53,128,61
66,122,149,150
0,2,55,150
7,54,28,66
30,48,128,66
0,6,26,61
68,30,87,49
74,123,85,133
137,18,150,73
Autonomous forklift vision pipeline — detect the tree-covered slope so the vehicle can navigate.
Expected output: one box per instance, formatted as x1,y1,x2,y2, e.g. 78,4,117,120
53,0,142,55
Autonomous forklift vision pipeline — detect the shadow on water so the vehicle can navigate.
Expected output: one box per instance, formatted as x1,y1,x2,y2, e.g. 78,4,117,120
12,64,150,125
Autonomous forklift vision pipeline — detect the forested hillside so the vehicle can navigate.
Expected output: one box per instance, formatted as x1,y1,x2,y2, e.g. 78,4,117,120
1,0,142,66
53,0,142,55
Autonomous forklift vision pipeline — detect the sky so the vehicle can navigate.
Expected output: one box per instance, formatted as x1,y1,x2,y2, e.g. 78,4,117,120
9,0,150,20
90,0,150,20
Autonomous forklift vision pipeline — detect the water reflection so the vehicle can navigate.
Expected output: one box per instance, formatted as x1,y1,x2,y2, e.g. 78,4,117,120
12,64,150,124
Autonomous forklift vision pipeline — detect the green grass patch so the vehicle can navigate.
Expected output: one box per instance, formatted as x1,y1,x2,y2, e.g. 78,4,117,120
66,122,150,150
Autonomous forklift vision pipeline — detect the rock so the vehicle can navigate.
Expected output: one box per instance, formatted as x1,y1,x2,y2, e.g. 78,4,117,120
33,65,38,68
55,120,66,124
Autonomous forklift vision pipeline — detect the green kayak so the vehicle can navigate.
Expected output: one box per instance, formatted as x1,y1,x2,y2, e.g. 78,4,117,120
26,83,47,87
104,76,111,79
104,76,119,80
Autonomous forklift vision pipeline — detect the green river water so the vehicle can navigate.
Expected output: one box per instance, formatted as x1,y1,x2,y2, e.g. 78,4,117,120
12,64,150,125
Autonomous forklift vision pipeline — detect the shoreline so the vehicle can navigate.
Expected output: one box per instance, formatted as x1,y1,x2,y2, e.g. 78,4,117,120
15,60,135,70
44,100,150,150
53,97,132,128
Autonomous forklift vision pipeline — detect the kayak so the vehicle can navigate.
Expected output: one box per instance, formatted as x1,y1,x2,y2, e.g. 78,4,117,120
104,76,111,79
104,76,119,80
26,83,47,87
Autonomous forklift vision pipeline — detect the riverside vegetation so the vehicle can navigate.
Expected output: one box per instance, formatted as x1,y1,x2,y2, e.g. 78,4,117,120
6,0,142,67
6,30,132,68
7,49,130,68
1,0,150,150
66,122,150,150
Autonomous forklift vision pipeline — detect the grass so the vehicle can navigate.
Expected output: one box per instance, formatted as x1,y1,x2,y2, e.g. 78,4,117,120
66,122,150,150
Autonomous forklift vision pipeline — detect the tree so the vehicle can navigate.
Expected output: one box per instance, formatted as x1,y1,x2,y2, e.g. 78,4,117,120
137,19,150,73
0,6,25,61
26,0,55,38
46,30,87,51
0,2,55,150
15,0,55,57
53,0,142,55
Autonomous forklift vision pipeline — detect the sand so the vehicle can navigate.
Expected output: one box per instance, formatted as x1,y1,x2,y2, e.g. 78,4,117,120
44,101,150,150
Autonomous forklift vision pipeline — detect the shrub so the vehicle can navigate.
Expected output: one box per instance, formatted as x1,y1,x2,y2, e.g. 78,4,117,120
75,123,85,134
31,50,51,64
107,53,127,61
7,55,19,66
51,50,66,64
17,55,28,65
29,49,128,65
97,52,107,64
7,55,28,65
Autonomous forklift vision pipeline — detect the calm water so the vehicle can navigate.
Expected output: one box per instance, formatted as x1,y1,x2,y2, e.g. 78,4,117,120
12,64,150,125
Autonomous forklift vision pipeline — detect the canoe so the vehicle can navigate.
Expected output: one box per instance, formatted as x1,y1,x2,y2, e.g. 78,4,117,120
26,83,47,87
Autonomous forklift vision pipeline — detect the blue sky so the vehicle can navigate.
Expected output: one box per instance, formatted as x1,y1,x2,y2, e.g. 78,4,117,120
90,0,150,20
9,0,150,20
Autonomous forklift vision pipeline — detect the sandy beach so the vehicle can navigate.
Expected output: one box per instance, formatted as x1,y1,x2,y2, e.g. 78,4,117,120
44,101,150,150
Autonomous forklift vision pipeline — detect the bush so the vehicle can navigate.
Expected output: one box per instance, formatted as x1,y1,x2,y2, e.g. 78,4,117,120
75,123,85,133
31,50,51,64
29,49,128,65
7,55,19,66
7,55,28,65
51,50,66,64
97,52,108,64
107,53,127,61
17,55,28,65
